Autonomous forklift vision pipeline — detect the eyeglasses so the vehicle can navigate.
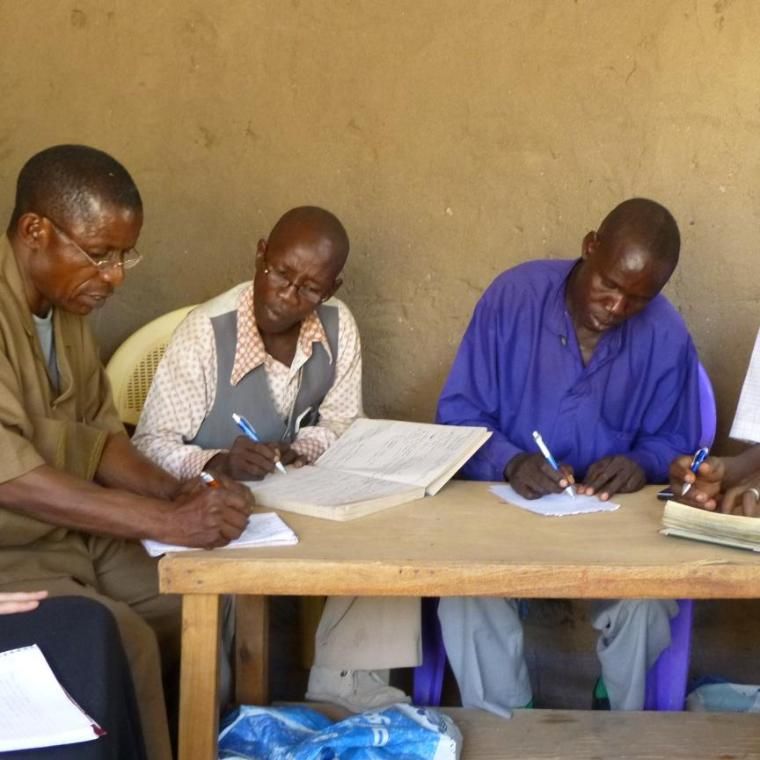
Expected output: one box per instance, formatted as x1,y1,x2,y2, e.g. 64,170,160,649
262,259,327,304
45,217,143,271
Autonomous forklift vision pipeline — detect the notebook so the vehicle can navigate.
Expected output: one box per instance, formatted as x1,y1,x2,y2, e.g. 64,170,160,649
142,511,298,556
0,644,103,751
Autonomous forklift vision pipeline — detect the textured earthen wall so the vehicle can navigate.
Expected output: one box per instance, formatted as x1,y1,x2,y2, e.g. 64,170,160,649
2,0,759,447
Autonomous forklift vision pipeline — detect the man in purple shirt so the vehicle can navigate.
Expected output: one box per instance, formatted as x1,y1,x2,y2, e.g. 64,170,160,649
436,198,701,714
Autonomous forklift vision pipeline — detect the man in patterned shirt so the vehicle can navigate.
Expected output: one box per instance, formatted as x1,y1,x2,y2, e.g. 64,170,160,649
134,206,420,711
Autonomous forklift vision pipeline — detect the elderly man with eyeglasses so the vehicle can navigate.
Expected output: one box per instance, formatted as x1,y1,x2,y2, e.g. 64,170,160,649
0,144,254,760
133,206,421,712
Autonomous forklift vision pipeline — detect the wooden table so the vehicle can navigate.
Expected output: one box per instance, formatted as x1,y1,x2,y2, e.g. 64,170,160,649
159,482,760,759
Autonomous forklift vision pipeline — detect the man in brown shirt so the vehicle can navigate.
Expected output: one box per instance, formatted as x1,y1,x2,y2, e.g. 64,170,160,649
0,144,252,759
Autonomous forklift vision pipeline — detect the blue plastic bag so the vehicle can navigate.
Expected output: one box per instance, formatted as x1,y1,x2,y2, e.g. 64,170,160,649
687,678,760,712
218,703,462,760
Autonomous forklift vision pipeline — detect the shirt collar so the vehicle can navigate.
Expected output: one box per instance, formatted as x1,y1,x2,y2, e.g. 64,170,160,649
230,283,334,385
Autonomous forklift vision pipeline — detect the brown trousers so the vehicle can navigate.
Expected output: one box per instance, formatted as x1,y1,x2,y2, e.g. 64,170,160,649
0,535,180,760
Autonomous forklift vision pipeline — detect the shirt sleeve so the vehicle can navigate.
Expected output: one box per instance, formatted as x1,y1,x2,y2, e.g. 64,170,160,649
623,335,703,483
436,289,525,481
132,311,223,479
291,302,364,463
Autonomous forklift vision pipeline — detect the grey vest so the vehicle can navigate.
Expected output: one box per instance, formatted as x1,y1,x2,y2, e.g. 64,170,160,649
190,304,339,449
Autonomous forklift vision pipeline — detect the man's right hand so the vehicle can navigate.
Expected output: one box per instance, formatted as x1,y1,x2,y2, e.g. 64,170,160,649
505,453,574,500
208,436,289,480
160,480,253,549
668,455,725,510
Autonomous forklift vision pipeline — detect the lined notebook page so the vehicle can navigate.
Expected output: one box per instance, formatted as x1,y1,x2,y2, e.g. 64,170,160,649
0,644,101,751
731,328,760,443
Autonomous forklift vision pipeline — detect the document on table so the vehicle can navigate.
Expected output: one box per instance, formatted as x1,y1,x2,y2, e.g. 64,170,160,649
246,467,425,521
0,644,102,751
490,484,620,516
142,512,298,557
314,418,491,494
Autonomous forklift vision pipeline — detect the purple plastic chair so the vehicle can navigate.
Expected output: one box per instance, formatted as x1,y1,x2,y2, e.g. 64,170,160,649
413,363,717,710
642,362,716,710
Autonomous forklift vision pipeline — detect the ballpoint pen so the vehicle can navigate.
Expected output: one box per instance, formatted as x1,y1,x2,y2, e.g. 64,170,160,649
200,470,221,488
232,413,288,475
680,446,710,496
531,430,575,498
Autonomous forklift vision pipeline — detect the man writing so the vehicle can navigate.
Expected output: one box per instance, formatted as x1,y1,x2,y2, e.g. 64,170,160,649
437,198,701,714
134,206,420,712
0,144,252,759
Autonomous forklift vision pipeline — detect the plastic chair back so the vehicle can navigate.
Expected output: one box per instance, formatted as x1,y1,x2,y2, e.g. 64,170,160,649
105,305,196,425
643,362,717,711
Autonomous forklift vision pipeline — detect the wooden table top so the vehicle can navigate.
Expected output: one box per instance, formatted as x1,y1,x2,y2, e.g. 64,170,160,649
160,482,760,598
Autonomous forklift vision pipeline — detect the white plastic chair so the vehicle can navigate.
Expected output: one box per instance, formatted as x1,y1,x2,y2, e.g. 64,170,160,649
105,305,196,426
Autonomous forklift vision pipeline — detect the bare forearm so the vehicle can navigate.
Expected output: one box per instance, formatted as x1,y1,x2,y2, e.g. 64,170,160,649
0,465,172,541
96,433,180,500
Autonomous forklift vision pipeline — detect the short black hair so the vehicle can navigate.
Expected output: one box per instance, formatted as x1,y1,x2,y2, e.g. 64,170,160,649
598,197,680,270
8,144,142,232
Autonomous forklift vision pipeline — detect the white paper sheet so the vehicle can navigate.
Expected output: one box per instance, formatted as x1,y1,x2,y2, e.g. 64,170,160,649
0,644,101,751
314,418,490,493
731,327,760,443
142,512,298,557
490,484,620,516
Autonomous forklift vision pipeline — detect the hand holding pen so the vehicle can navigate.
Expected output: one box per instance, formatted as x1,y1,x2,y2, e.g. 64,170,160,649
531,431,575,498
232,413,288,475
505,432,575,499
680,447,710,496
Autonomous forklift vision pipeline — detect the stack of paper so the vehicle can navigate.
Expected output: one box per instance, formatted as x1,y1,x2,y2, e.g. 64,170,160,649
142,512,298,557
0,644,102,751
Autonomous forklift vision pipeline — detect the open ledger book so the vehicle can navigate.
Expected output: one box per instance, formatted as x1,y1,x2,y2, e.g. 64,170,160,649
661,499,760,552
246,418,491,520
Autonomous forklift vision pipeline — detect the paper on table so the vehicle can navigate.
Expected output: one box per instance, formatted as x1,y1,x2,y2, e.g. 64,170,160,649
142,512,298,557
314,418,491,494
490,484,620,516
0,644,102,751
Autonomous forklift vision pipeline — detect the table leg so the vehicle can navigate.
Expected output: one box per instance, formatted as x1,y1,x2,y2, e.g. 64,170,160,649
235,595,269,705
178,594,220,760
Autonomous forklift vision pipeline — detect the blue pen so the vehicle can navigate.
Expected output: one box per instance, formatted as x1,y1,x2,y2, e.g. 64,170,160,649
232,413,288,475
531,430,575,498
680,446,709,496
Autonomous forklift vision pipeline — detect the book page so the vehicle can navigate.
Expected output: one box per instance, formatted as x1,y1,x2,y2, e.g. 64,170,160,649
246,466,425,520
663,499,760,547
314,418,490,493
0,644,100,751
730,327,760,443
142,512,298,557
490,484,620,516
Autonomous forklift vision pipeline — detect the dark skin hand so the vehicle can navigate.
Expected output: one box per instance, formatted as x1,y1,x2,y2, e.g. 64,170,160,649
669,455,724,511
506,453,575,499
207,437,307,481
578,455,646,501
669,453,760,516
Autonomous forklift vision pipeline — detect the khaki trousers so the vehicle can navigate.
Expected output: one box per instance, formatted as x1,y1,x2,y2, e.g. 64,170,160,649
313,596,421,670
0,535,180,760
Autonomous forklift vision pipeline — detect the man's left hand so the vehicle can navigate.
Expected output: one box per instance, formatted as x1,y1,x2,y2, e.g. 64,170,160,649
579,456,646,500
